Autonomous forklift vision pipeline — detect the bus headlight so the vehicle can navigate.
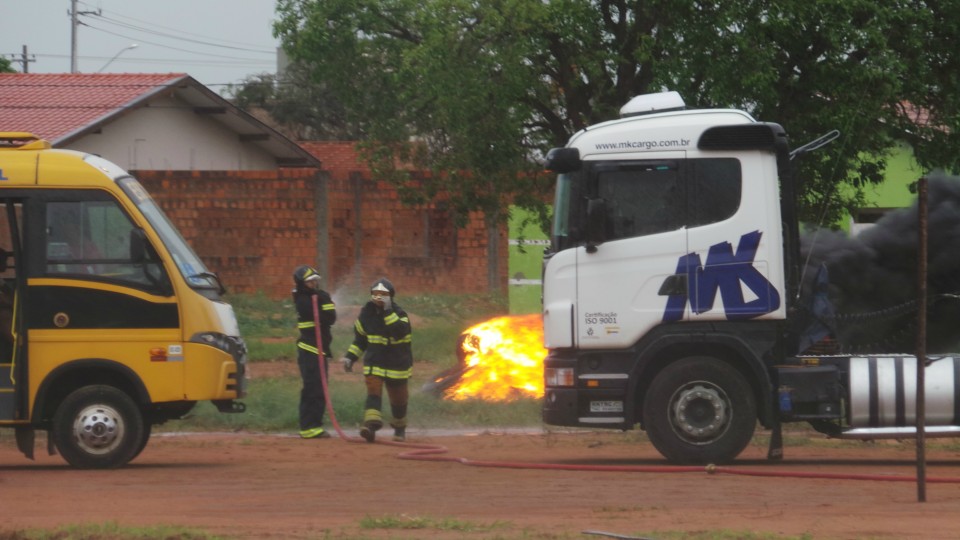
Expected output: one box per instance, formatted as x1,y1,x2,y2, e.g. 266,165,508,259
190,332,246,360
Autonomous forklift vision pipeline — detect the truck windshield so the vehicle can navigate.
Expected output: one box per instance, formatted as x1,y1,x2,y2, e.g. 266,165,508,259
115,177,219,291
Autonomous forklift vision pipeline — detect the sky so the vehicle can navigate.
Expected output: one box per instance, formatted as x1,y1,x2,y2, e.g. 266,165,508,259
1,0,281,91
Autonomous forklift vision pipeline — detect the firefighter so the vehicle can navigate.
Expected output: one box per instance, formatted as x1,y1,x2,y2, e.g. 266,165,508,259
340,277,412,442
292,265,337,439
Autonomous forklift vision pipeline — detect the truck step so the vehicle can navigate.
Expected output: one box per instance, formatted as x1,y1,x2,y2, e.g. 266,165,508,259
832,426,960,440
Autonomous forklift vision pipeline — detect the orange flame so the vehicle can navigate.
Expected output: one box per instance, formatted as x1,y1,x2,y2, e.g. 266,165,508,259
444,314,547,401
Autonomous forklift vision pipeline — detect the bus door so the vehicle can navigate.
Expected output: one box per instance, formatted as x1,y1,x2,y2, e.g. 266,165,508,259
27,191,183,405
0,199,24,421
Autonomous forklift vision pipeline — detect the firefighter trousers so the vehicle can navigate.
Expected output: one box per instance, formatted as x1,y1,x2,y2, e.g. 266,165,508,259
363,375,408,427
297,347,328,431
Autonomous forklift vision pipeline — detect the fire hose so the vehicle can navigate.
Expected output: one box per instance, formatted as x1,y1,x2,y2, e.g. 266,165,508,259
309,296,960,483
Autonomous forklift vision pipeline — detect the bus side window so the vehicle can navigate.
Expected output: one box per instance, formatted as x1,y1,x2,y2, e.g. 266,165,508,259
45,199,171,293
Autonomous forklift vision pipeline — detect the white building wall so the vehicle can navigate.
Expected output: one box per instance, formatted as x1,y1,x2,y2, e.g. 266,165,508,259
66,96,276,171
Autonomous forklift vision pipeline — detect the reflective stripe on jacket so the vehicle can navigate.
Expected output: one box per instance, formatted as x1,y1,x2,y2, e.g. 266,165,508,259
344,300,412,379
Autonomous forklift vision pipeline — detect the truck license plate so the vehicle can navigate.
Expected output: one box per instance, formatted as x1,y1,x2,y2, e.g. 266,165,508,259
590,400,623,413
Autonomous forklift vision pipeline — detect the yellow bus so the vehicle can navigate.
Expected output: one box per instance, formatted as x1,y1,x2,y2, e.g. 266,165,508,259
0,133,246,468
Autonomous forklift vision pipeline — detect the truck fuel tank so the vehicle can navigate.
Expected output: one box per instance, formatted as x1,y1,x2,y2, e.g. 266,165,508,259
848,356,960,428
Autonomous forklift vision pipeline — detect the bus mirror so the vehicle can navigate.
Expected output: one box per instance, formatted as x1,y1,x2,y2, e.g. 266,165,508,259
544,147,581,173
130,229,147,263
585,198,606,252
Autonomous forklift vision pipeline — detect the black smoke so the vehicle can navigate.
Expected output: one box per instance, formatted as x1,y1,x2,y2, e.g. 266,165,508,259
798,172,960,354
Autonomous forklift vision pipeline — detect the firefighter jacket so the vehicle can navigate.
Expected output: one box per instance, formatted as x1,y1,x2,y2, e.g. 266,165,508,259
344,301,413,379
294,287,336,358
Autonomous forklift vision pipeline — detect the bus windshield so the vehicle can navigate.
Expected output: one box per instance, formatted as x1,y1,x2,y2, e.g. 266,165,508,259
115,176,219,291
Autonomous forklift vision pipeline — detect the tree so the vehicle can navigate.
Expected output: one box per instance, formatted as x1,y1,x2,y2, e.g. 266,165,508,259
273,0,960,246
229,62,360,141
0,57,16,73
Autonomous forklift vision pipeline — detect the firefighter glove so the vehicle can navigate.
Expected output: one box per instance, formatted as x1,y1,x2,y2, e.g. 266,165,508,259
341,357,355,372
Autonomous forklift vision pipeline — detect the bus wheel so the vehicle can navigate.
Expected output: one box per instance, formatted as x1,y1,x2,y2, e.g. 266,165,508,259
129,423,153,462
643,356,756,464
52,385,144,469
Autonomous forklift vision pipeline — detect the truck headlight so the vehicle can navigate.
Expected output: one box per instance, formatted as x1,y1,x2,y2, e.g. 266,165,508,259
545,367,574,387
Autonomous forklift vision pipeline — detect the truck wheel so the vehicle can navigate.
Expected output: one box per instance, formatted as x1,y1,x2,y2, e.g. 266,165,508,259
52,385,144,469
643,356,756,464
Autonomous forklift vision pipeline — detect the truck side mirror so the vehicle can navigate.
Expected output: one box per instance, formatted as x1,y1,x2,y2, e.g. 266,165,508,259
130,228,147,263
585,198,606,253
544,147,581,173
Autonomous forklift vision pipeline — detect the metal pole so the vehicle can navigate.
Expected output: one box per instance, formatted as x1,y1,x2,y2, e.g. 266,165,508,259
97,44,137,73
915,176,928,502
21,45,33,73
70,0,78,73
69,0,100,73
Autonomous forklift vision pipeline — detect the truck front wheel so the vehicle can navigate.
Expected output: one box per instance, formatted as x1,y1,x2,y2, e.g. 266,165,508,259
643,356,756,464
52,385,145,469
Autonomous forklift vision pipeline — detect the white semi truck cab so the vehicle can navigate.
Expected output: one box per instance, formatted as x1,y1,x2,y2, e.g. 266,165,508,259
541,92,960,463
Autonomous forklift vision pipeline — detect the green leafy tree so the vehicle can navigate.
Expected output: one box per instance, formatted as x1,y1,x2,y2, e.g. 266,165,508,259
0,57,16,73
273,0,960,237
229,62,360,141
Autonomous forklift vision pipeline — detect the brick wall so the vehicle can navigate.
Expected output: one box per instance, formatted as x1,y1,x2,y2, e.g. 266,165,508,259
136,169,320,298
134,145,508,298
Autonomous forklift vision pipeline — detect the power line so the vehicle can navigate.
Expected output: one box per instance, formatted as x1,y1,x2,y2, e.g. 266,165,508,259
76,0,275,52
80,22,272,62
11,53,274,68
84,12,275,54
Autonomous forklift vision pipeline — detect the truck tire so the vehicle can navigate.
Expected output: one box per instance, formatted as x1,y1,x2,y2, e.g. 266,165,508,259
52,385,145,469
643,356,756,464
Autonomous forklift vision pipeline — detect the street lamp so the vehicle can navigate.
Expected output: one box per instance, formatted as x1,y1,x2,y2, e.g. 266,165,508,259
97,44,138,73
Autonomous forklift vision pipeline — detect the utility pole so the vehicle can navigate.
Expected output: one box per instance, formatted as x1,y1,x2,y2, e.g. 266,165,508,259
4,45,35,72
70,0,101,73
70,0,79,73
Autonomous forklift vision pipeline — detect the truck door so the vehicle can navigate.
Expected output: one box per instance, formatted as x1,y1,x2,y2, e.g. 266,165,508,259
681,155,784,324
574,155,688,350
0,199,24,421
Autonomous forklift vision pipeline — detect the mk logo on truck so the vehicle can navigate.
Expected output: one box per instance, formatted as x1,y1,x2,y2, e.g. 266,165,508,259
663,231,780,322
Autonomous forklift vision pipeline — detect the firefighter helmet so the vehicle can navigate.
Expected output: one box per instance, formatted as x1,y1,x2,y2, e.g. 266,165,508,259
370,277,395,298
293,265,321,285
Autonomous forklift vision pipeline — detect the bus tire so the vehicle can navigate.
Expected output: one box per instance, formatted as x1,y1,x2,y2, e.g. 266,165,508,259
129,422,152,462
52,385,145,469
643,356,756,464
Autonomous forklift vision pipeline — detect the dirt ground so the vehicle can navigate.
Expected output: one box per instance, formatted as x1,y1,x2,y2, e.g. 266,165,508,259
2,425,960,540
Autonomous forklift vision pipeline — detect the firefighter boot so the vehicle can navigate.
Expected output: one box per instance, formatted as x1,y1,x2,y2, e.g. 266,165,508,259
360,409,383,443
391,418,407,442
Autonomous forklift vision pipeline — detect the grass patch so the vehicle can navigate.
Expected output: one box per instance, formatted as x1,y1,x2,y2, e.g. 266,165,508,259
508,284,542,315
0,521,221,539
359,514,509,533
173,373,542,433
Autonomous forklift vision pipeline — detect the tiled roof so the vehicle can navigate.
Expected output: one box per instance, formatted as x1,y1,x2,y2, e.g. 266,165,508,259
300,141,422,174
0,73,188,143
300,141,368,173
